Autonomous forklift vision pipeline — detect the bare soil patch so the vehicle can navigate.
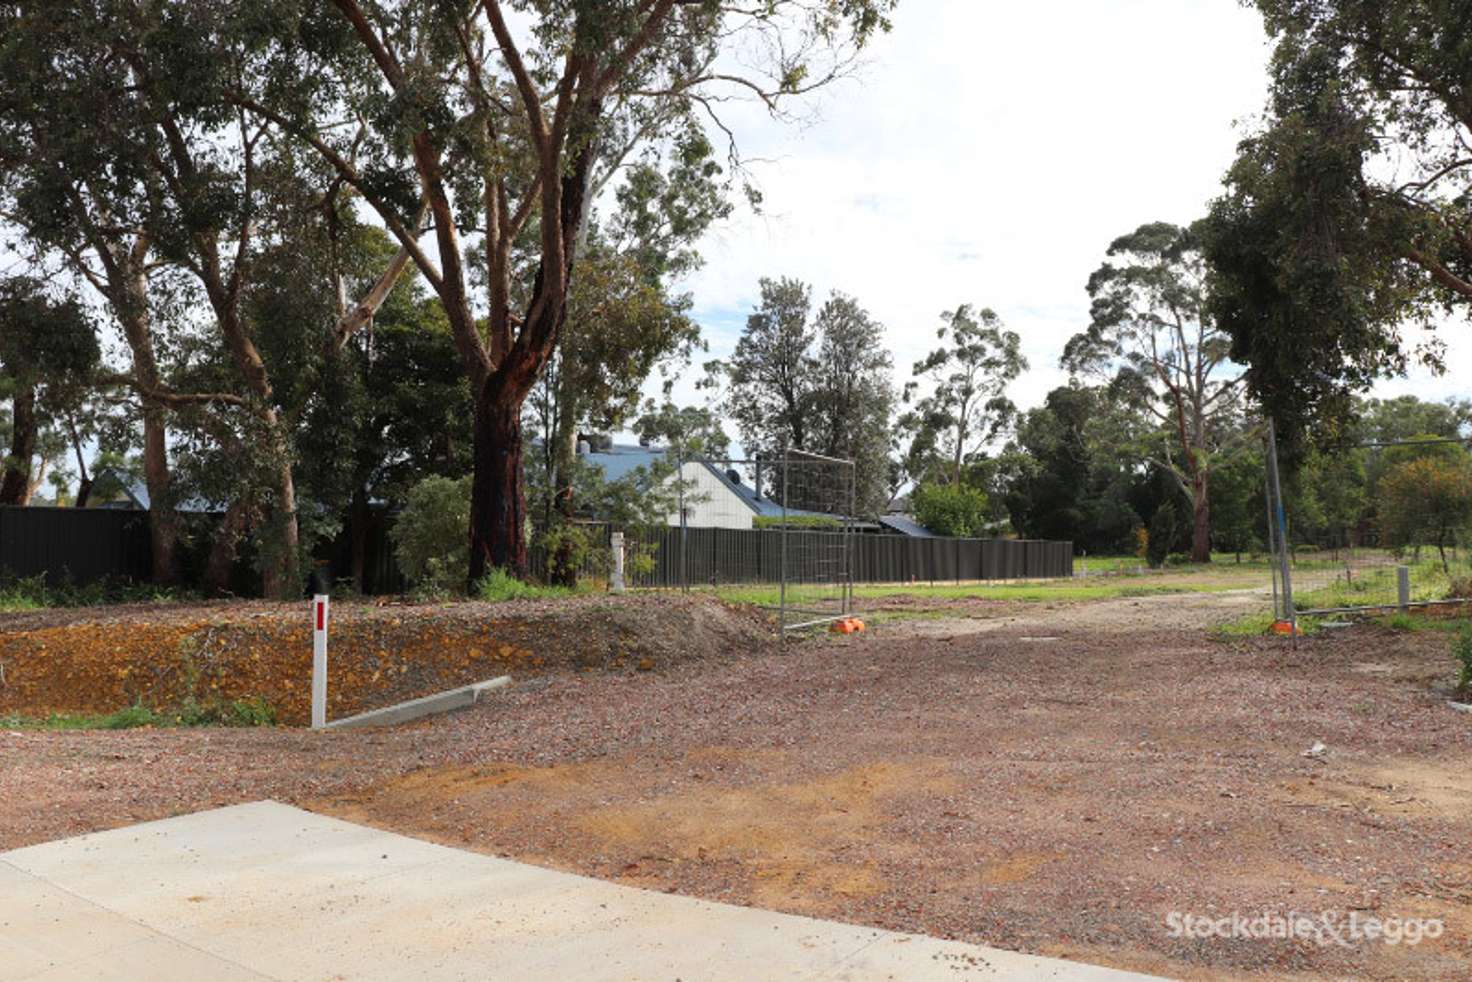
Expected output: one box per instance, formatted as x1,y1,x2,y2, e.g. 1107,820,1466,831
3,590,1469,979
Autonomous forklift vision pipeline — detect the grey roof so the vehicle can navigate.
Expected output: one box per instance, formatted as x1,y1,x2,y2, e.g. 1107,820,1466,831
93,468,217,513
877,513,936,538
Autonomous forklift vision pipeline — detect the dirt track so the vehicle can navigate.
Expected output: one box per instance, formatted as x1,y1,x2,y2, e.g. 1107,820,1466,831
4,590,1470,980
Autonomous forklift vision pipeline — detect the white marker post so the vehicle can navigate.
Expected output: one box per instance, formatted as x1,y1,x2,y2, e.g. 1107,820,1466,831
610,532,626,593
311,594,329,730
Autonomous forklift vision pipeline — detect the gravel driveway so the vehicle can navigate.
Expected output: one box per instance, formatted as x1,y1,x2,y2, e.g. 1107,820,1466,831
4,592,1469,979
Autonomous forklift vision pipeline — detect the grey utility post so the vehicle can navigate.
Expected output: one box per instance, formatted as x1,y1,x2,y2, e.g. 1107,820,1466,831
610,532,626,593
1397,565,1410,610
1265,419,1296,633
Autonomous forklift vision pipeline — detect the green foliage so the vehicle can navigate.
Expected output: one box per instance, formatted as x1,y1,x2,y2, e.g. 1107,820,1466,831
1380,612,1420,632
1452,624,1472,699
910,482,990,538
391,475,473,596
474,569,579,603
0,572,192,611
753,515,843,531
174,695,277,728
1201,1,1469,444
1063,221,1246,561
899,305,1026,487
536,523,609,587
634,400,731,457
1377,454,1472,572
2,696,275,730
1147,501,1179,568
0,277,101,503
1004,383,1149,554
720,279,895,516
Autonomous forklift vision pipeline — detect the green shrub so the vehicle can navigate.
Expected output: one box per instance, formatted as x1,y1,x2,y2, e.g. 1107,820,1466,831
1146,504,1178,568
537,524,607,587
1453,623,1472,699
752,515,843,531
101,705,162,729
391,475,473,596
1381,612,1419,632
475,568,575,602
911,482,989,537
0,572,194,610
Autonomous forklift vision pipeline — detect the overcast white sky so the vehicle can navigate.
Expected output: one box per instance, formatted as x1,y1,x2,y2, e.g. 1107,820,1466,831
652,0,1470,434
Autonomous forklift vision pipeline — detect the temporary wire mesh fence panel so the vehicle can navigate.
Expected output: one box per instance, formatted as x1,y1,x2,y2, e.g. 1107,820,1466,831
1263,425,1472,620
769,450,857,634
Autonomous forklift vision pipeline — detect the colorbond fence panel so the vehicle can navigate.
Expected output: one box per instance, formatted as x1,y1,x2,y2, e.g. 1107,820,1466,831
1,505,1073,594
0,507,151,585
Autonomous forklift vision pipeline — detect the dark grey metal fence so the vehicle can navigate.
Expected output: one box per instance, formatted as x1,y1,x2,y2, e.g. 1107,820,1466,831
0,506,152,585
619,526,1072,588
1,505,1073,594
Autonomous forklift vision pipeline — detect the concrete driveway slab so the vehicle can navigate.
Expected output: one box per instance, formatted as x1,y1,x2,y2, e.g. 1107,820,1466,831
1,801,1161,981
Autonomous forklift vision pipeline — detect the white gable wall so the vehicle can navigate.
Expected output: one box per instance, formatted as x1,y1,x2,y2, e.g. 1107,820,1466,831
665,462,756,529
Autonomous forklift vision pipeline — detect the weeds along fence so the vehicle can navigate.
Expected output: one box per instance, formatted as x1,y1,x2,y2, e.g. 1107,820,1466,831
1262,423,1472,621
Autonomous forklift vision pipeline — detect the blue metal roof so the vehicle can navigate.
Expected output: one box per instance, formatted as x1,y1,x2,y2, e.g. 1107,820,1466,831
877,513,936,538
582,444,672,483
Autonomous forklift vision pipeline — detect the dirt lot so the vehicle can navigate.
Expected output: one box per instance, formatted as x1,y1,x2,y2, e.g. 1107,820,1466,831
3,590,1470,980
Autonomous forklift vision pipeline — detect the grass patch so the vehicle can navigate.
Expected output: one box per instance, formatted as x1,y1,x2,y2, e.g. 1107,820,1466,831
1212,613,1324,639
1290,557,1453,613
473,568,587,602
0,572,194,612
1452,623,1472,699
1,697,278,731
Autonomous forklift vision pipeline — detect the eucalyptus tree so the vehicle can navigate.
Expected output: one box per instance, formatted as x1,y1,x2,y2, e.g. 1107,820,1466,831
722,280,895,514
1,2,333,593
808,292,895,516
1063,221,1245,562
1203,0,1472,439
0,278,99,505
724,277,817,462
530,137,727,527
900,304,1026,487
239,0,895,581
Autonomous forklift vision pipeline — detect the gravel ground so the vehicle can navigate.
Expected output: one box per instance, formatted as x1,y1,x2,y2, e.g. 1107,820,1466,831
3,592,1470,980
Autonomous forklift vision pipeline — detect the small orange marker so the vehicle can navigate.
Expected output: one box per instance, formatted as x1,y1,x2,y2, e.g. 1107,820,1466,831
1270,620,1300,636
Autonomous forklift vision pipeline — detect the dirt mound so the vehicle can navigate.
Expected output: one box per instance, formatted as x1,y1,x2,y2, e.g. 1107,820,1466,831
0,593,771,725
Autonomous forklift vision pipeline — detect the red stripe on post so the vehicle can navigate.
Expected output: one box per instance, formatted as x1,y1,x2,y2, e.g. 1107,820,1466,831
316,601,324,632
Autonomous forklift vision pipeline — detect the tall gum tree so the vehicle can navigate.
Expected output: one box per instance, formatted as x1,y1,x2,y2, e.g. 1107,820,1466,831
1203,0,1472,440
239,0,895,581
1063,222,1245,563
899,305,1026,488
0,1,421,593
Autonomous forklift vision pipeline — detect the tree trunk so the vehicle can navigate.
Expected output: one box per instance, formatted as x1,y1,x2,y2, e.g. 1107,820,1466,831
468,384,529,584
113,241,181,585
203,498,253,595
0,385,37,505
141,406,180,584
548,380,580,587
259,431,300,600
350,485,370,594
1190,469,1212,564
